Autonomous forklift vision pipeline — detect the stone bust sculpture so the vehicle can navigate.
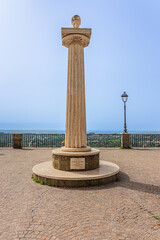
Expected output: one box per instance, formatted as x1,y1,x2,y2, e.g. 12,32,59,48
71,15,81,28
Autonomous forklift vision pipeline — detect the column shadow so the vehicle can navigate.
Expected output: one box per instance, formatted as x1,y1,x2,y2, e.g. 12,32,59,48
66,171,160,195
104,171,160,196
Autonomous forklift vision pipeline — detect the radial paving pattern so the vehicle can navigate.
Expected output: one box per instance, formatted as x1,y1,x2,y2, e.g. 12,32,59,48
0,148,160,240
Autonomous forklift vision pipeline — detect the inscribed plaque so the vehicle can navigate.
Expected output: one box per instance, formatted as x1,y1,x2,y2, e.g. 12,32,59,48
70,158,85,170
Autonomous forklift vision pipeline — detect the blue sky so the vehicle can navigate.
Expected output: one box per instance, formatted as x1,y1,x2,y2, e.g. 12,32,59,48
0,0,160,132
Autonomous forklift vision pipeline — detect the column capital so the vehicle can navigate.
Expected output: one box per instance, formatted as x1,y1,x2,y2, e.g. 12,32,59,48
62,28,91,48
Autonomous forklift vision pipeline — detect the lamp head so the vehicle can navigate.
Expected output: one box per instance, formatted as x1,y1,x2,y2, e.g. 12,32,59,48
121,91,128,103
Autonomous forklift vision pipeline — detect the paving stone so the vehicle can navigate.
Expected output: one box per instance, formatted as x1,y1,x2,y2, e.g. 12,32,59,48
0,148,160,239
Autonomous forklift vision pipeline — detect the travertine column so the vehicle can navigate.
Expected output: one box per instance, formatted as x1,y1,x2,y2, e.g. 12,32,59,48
62,16,91,149
52,16,99,171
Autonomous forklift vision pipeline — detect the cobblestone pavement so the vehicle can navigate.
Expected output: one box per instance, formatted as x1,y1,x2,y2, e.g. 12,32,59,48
0,148,160,240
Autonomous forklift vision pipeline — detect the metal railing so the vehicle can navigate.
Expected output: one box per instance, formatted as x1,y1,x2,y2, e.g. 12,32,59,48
22,134,65,148
130,134,160,147
1,133,160,148
0,133,121,148
0,134,13,147
87,134,121,147
22,134,121,147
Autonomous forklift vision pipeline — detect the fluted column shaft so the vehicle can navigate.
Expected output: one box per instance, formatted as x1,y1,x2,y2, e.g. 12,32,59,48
62,28,91,149
65,43,86,148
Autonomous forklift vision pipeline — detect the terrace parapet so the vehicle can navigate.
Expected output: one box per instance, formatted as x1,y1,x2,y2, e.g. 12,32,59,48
121,132,130,149
13,133,22,149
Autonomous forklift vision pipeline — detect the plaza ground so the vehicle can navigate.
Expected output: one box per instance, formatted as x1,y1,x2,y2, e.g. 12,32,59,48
0,148,160,240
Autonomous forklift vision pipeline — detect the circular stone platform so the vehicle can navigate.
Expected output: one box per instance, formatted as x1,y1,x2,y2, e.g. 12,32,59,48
32,161,120,187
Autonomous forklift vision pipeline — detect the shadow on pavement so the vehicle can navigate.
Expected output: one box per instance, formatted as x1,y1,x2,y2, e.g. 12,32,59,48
107,171,160,196
132,148,160,151
21,148,35,151
66,171,160,195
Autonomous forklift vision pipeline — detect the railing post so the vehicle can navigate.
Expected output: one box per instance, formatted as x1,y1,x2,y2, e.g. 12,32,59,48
121,132,130,149
13,134,22,149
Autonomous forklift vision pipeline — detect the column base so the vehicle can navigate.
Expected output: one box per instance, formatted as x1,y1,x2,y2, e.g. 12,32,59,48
32,160,119,188
52,148,99,171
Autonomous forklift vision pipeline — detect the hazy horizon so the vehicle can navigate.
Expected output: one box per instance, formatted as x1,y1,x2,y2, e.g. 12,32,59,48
1,127,160,134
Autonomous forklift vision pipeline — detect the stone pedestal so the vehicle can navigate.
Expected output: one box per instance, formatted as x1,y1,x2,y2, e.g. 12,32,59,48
13,134,22,149
121,132,130,148
52,148,99,171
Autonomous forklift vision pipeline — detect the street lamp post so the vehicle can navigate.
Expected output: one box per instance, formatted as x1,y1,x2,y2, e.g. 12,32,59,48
121,91,128,133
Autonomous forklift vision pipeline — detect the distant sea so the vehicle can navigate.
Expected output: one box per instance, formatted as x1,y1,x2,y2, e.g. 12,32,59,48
1,130,160,134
